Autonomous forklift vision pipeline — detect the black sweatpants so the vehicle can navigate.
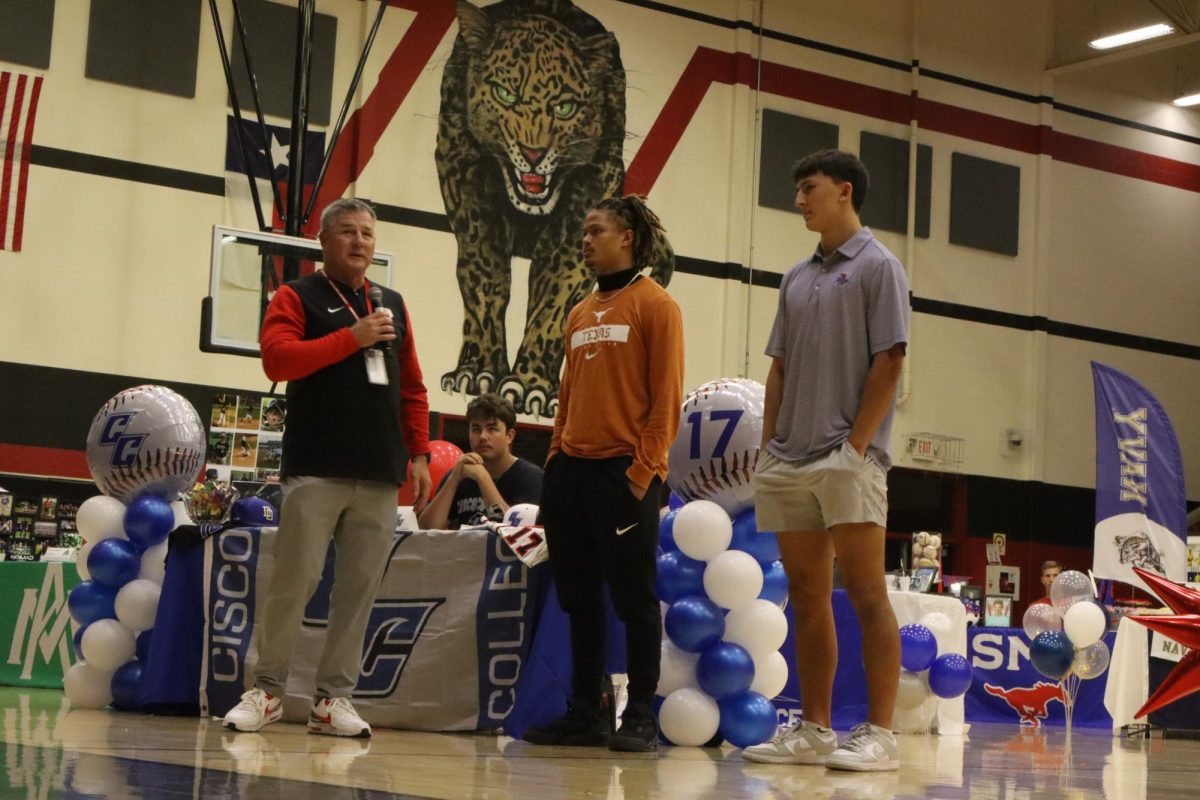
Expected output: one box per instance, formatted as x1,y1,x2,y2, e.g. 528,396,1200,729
540,452,662,711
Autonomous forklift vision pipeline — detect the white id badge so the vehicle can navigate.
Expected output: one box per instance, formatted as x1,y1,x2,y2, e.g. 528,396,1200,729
365,349,389,385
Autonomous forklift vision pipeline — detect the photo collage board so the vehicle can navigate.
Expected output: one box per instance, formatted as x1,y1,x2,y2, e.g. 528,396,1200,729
206,393,284,484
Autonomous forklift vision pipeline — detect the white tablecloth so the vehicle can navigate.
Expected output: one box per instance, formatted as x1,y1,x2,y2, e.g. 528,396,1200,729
889,591,968,735
1103,616,1150,732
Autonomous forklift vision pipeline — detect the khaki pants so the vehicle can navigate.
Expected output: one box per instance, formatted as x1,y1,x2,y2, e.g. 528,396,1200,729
252,475,396,699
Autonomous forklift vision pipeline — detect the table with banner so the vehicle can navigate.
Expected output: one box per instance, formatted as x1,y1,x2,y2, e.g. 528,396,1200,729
1104,615,1200,733
965,626,1114,728
0,561,80,690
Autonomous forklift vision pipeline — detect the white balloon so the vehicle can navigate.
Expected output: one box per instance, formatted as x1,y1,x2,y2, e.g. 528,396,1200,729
75,540,95,582
703,550,764,610
76,496,127,543
673,501,733,562
63,662,114,709
139,541,168,585
658,641,700,696
1063,601,1106,648
80,619,136,672
724,599,788,658
919,611,956,653
658,688,720,746
750,650,788,699
896,670,931,710
115,579,162,632
1050,570,1094,613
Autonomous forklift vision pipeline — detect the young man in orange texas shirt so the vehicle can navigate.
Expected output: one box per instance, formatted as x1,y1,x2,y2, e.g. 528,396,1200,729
523,195,684,753
223,198,432,739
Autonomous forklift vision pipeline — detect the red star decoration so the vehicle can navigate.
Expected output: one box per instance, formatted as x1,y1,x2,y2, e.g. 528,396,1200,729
1131,567,1200,719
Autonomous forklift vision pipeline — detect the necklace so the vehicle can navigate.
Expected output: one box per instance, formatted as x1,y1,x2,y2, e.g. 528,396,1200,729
594,272,642,303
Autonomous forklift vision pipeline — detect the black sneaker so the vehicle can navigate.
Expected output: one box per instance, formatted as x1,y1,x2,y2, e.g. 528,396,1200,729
522,704,610,746
609,709,659,753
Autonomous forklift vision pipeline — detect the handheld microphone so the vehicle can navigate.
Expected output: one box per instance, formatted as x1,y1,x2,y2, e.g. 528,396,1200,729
366,285,392,355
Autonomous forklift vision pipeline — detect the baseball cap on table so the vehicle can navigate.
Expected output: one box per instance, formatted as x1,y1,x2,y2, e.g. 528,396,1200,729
230,497,278,527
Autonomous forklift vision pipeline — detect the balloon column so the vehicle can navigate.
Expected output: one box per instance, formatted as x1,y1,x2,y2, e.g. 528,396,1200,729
655,499,786,748
895,613,974,723
1021,569,1112,729
65,386,208,711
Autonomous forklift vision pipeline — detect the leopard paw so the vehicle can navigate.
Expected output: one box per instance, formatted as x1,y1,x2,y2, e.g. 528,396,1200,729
440,368,500,396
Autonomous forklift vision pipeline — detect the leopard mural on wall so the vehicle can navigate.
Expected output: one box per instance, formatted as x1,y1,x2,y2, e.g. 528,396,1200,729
436,0,673,417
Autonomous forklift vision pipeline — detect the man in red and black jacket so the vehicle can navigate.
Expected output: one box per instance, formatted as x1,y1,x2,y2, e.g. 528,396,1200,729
223,198,431,739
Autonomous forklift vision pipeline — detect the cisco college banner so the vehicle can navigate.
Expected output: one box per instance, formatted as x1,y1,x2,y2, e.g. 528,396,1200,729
1091,362,1187,593
199,526,539,731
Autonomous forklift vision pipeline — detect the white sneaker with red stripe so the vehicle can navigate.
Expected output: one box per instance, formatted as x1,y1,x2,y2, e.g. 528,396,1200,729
223,688,282,733
308,696,371,738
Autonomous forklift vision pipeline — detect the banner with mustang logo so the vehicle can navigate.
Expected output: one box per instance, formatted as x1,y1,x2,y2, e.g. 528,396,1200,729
1091,361,1187,593
966,628,1114,728
197,525,539,731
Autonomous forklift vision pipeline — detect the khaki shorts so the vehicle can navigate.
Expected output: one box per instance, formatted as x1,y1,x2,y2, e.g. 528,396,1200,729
752,441,888,532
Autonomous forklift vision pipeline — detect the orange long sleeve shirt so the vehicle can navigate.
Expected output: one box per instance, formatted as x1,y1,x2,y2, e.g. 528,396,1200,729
548,276,685,490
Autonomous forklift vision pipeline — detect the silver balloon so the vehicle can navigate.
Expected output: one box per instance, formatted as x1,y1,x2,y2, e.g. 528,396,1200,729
86,385,206,503
1050,570,1095,613
667,378,764,516
1022,602,1063,639
1071,640,1111,680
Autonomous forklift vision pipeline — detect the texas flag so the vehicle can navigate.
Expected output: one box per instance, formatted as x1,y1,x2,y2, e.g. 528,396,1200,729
223,115,325,234
1,71,44,252
1092,361,1187,593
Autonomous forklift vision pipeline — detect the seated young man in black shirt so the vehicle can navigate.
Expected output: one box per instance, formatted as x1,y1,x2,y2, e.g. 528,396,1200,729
417,393,544,529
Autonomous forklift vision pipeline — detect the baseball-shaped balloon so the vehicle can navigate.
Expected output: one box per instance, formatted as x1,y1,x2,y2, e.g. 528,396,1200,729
86,385,206,503
667,379,764,516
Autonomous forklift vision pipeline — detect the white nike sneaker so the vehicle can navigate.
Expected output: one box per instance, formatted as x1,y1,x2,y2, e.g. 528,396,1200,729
741,719,838,764
223,688,283,733
308,696,371,738
825,723,900,772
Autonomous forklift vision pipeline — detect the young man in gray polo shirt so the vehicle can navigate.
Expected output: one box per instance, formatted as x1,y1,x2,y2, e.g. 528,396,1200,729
743,150,909,772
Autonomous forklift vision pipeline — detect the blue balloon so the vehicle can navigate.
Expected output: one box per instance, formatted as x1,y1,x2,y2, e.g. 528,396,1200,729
758,560,789,605
928,653,974,698
67,581,118,626
135,630,153,663
73,624,88,660
697,642,755,700
717,691,778,748
899,624,938,672
1031,631,1075,680
110,660,144,711
659,510,678,553
655,550,705,603
87,538,141,589
124,495,174,551
668,492,685,511
729,509,781,564
665,595,725,653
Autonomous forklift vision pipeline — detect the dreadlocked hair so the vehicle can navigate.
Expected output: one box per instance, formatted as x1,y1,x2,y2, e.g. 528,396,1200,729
592,194,665,270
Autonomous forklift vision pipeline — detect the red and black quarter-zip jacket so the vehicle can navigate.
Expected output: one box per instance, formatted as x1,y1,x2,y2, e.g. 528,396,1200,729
259,272,430,484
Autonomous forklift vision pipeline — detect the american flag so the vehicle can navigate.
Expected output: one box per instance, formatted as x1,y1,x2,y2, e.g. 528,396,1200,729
0,71,43,252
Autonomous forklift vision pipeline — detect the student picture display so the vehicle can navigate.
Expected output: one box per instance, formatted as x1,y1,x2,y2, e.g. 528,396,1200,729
207,394,285,484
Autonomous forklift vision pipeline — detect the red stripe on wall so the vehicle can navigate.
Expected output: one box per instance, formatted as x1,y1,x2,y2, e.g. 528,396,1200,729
625,45,1200,198
12,75,41,251
0,72,19,249
0,444,91,480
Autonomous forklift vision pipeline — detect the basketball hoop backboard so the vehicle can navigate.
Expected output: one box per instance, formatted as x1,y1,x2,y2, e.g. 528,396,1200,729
201,226,393,356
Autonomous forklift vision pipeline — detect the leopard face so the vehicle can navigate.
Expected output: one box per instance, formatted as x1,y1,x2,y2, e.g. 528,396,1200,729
458,10,614,216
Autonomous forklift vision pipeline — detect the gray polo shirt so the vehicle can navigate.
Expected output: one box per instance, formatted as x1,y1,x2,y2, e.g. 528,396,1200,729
765,227,909,468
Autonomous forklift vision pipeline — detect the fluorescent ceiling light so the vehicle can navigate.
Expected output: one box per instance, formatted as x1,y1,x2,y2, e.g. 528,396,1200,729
1173,92,1200,107
1088,23,1174,50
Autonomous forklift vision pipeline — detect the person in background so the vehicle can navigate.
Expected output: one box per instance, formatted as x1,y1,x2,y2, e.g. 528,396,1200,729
223,198,431,738
418,393,543,529
1030,560,1063,606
